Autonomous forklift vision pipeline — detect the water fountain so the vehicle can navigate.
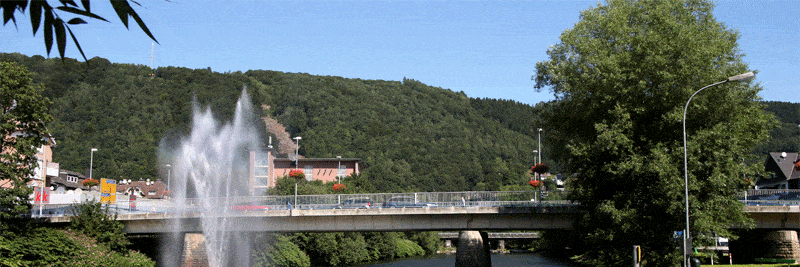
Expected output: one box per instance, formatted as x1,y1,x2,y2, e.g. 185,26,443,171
159,88,264,266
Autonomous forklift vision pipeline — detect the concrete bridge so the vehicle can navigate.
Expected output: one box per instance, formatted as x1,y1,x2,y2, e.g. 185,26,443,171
47,204,577,234
35,190,800,266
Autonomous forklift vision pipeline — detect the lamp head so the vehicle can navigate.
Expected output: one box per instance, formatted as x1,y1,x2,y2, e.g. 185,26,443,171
293,136,302,140
91,148,98,152
727,72,754,82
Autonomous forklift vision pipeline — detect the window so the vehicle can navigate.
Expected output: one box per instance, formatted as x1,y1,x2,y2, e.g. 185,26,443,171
338,164,346,177
304,165,313,181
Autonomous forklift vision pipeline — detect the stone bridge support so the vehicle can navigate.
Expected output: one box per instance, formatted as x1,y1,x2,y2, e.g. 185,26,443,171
182,233,209,267
455,231,491,267
730,230,800,264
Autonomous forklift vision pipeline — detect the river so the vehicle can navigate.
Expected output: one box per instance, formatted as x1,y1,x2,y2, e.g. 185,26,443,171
359,253,575,267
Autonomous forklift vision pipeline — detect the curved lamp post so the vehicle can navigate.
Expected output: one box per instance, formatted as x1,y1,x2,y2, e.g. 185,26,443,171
682,71,754,266
293,136,302,209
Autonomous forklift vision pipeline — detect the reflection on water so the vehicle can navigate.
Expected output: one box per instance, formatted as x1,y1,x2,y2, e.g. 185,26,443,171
360,253,574,267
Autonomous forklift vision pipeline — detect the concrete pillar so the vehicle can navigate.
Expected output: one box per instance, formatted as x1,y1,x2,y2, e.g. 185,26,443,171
498,240,505,252
731,230,800,263
762,230,800,261
181,233,209,267
445,240,452,248
455,231,491,267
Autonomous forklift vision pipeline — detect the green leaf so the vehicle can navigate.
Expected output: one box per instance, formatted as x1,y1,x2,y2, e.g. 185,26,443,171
109,0,158,43
43,9,54,56
29,1,43,35
54,18,67,58
109,1,130,28
67,17,87,25
2,1,19,26
56,6,108,22
81,0,91,13
128,6,159,43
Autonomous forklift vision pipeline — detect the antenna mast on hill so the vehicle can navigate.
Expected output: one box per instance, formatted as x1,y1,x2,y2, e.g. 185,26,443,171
150,43,154,79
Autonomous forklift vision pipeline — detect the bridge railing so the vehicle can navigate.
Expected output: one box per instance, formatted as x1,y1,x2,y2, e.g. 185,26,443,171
30,190,576,217
737,189,800,206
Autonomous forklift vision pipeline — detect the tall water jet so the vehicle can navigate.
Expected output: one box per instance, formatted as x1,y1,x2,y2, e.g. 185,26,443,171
159,88,264,266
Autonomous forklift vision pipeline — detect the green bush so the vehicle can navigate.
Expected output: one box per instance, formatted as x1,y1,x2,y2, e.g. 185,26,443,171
253,235,310,267
393,239,424,258
69,199,130,252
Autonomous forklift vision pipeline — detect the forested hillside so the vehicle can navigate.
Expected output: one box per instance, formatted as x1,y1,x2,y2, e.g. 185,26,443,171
753,101,800,159
1,53,546,192
3,53,796,192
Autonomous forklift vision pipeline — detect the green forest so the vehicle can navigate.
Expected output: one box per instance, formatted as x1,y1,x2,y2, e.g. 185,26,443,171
1,52,797,193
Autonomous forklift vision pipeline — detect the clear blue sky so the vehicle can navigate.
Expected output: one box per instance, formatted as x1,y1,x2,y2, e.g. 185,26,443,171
3,0,798,105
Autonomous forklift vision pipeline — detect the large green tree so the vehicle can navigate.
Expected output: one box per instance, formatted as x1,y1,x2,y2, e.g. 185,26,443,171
534,0,774,266
0,61,53,231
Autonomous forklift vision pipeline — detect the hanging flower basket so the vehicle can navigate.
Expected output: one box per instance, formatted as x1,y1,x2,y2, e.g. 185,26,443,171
332,183,346,191
529,180,540,187
82,178,99,187
531,163,549,174
795,161,800,170
289,170,305,180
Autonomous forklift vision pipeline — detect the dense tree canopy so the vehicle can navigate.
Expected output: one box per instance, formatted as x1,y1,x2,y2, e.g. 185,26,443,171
534,0,774,266
1,52,549,193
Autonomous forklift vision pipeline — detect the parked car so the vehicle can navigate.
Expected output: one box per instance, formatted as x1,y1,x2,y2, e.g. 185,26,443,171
384,196,437,208
338,197,372,209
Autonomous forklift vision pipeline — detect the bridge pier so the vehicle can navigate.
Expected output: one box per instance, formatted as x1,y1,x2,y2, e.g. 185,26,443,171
730,230,800,263
455,231,491,267
181,233,209,267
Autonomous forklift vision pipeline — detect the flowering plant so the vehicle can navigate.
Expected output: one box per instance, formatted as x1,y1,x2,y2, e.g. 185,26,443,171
531,163,549,174
332,183,346,191
82,178,99,187
529,180,540,187
162,190,170,197
289,170,305,179
795,161,800,170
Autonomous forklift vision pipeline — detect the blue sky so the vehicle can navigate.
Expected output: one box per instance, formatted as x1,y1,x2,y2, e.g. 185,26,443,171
2,0,798,105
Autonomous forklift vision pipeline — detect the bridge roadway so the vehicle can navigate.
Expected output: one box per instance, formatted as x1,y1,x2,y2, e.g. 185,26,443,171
42,204,800,234
48,204,577,234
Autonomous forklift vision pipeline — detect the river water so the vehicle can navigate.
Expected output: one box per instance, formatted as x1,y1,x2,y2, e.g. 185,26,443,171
360,253,574,267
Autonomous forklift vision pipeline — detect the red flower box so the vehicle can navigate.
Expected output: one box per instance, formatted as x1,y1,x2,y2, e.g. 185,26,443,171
82,178,99,187
332,183,346,191
289,170,305,179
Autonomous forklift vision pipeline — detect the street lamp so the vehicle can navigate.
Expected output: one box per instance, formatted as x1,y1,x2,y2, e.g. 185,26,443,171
682,71,754,266
336,156,342,184
89,148,98,179
165,164,171,189
293,136,302,209
537,128,543,164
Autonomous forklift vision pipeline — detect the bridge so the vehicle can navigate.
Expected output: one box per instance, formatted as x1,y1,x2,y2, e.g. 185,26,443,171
35,189,800,233
33,189,800,266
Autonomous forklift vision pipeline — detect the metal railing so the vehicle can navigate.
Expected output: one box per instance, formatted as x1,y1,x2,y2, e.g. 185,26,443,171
30,190,576,217
738,189,800,206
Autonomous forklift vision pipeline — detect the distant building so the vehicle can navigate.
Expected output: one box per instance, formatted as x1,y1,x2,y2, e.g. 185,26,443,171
249,150,361,190
116,179,168,199
49,170,89,192
759,152,800,189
